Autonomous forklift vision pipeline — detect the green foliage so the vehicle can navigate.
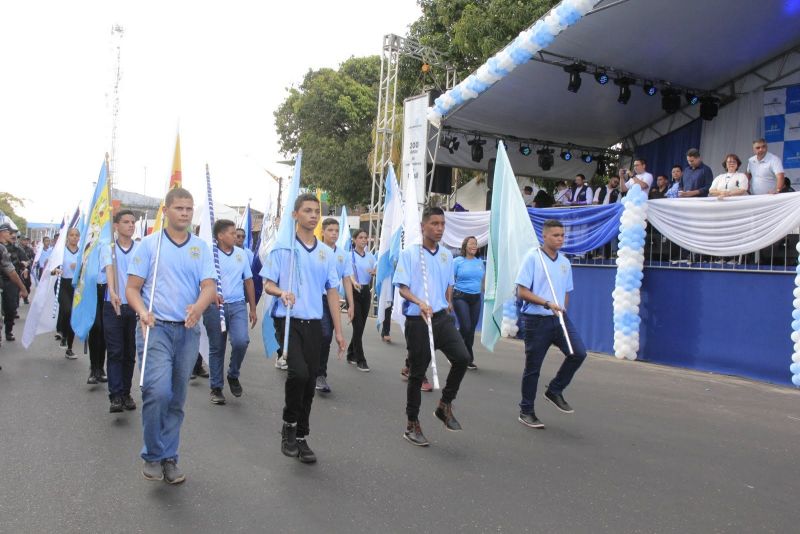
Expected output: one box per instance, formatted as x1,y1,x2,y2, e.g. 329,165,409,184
0,192,27,233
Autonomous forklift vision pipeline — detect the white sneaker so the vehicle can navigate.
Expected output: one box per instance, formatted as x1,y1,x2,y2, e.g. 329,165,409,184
275,355,288,370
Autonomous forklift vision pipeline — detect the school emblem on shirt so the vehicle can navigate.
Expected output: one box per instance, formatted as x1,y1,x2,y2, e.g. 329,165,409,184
235,253,243,263
440,254,448,264
561,264,568,274
318,249,327,262
189,246,201,259
337,254,344,264
133,256,141,265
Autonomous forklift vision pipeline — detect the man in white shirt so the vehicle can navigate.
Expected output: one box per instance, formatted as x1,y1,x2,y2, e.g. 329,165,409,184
522,186,535,207
619,158,653,194
746,138,785,195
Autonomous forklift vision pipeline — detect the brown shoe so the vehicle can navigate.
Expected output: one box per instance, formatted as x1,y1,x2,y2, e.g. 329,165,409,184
434,401,462,431
403,420,429,446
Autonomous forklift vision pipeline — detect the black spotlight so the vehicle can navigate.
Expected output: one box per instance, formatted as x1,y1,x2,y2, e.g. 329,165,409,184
699,96,719,121
661,88,681,114
581,152,594,164
685,91,699,105
643,81,658,96
560,149,572,161
563,63,586,93
594,70,609,85
467,136,486,163
519,144,532,156
439,134,460,154
615,77,633,104
537,148,555,171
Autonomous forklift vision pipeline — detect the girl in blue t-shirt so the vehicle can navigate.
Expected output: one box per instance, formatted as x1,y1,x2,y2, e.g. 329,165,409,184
53,227,80,358
346,230,376,371
452,236,485,370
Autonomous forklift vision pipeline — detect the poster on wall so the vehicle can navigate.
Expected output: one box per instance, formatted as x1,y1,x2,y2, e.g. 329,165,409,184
402,93,430,204
763,84,800,186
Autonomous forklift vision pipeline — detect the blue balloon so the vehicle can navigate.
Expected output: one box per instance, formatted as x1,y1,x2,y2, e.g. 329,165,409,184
793,309,800,320
533,28,555,48
793,374,800,387
509,46,533,66
487,57,510,78
790,362,800,374
792,320,800,331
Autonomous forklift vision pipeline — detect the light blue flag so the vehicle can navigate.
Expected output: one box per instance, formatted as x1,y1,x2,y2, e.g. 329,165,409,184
261,150,303,358
481,142,538,351
335,205,351,294
375,165,404,332
242,202,253,251
70,161,113,340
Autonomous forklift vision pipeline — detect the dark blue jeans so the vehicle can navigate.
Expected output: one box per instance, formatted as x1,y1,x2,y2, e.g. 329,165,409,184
519,313,587,414
202,301,250,390
103,301,137,399
452,290,481,363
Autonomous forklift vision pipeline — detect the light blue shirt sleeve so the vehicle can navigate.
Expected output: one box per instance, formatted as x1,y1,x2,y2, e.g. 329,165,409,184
128,239,151,280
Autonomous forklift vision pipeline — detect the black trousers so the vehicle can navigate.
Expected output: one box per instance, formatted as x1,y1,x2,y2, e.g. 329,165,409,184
2,278,19,336
404,310,470,421
88,284,107,371
57,278,75,349
346,287,371,364
275,317,321,438
381,304,392,337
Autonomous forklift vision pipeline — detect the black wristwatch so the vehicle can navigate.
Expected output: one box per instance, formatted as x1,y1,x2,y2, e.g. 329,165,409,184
543,301,551,310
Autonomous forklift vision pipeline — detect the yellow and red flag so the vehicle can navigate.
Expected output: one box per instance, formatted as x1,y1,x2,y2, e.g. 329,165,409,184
150,133,182,233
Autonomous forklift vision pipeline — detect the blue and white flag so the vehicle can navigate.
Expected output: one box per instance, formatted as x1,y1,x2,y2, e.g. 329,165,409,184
241,202,253,251
376,165,403,332
335,205,352,295
391,166,423,332
481,142,538,351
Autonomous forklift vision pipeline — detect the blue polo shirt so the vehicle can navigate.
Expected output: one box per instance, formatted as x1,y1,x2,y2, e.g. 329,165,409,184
453,256,485,294
681,163,714,197
217,246,253,304
128,231,216,322
393,244,454,316
351,249,376,285
61,247,80,278
100,240,138,305
260,237,339,320
515,248,573,316
38,247,52,269
327,245,353,295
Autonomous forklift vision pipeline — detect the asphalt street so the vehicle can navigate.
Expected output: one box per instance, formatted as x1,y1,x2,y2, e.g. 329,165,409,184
0,302,798,533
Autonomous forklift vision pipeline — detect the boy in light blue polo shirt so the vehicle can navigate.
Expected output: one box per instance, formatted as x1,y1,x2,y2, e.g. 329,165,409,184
202,218,257,405
515,219,587,430
126,187,216,485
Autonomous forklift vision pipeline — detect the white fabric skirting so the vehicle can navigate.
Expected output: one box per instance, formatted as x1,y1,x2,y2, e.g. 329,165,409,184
646,192,800,256
443,211,490,249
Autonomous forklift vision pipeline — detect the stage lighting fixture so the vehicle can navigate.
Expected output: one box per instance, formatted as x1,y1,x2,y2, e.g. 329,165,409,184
581,152,594,164
519,144,532,157
594,70,609,85
467,136,486,163
439,134,460,154
615,77,633,104
699,96,719,121
560,149,572,161
685,91,699,105
661,88,681,114
563,63,586,93
537,147,555,171
643,82,658,96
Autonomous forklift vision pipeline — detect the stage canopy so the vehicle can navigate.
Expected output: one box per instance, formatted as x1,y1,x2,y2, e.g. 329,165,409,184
432,0,800,180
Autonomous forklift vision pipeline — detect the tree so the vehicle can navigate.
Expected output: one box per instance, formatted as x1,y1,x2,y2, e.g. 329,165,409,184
0,192,27,233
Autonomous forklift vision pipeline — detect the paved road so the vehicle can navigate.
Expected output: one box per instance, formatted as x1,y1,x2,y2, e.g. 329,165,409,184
1,303,798,533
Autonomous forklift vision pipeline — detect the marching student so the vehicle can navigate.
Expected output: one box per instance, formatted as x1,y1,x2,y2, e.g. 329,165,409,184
127,187,216,484
393,207,470,447
346,229,376,372
102,209,139,414
261,193,346,464
202,219,257,405
54,227,80,359
515,219,587,429
316,217,354,394
235,228,255,267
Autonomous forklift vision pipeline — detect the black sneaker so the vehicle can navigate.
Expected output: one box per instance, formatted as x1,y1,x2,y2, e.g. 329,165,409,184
467,362,478,370
356,361,370,372
97,371,108,383
109,396,124,413
346,358,357,365
544,390,574,414
190,368,198,380
87,371,98,385
210,388,226,405
227,376,243,397
518,412,545,429
60,338,67,348
434,401,462,431
315,376,331,393
5,333,15,342
55,333,62,341
122,394,137,411
403,420,429,446
142,460,164,481
296,438,317,464
162,458,185,484
65,349,76,359
281,422,299,457
196,365,209,378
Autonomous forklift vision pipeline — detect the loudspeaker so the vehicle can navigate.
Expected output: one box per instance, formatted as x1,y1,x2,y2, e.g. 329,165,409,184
426,164,453,194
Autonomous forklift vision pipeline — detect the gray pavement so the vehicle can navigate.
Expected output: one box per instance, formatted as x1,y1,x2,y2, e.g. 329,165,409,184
0,303,798,533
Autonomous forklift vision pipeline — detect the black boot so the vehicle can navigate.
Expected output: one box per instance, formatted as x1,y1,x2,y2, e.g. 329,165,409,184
281,422,299,457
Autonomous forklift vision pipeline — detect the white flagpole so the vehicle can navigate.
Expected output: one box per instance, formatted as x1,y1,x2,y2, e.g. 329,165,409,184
138,211,165,388
282,241,295,357
418,243,440,390
536,248,573,355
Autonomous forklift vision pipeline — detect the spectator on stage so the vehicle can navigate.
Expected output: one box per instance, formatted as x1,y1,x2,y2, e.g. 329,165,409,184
533,190,554,208
780,178,795,193
619,158,653,194
666,165,682,198
522,186,535,207
746,139,785,195
593,175,621,205
554,181,572,206
679,148,713,198
710,154,749,198
649,175,670,199
569,174,593,206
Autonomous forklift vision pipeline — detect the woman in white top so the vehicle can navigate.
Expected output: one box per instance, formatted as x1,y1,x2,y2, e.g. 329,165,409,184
553,181,572,205
709,153,749,198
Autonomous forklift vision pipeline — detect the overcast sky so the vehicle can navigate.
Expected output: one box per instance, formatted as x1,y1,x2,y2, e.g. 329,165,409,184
0,0,422,223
